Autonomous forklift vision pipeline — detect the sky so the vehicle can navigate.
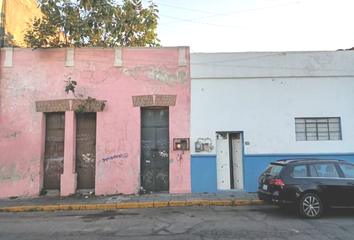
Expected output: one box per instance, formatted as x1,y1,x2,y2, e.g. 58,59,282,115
141,0,354,53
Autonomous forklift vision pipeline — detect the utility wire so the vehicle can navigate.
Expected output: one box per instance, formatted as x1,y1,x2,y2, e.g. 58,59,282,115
158,24,238,36
159,14,276,31
157,0,315,25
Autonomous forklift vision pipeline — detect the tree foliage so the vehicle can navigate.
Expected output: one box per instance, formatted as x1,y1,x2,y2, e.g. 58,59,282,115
65,78,106,113
25,0,160,48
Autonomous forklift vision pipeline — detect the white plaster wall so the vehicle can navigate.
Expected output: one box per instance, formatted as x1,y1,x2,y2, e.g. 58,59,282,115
191,51,354,79
191,52,354,155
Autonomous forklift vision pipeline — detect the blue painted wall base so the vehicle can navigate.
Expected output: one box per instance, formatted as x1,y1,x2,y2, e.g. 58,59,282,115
191,155,218,193
191,153,354,193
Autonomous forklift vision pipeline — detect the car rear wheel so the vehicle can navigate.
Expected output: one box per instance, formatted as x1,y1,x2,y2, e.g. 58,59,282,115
299,193,322,219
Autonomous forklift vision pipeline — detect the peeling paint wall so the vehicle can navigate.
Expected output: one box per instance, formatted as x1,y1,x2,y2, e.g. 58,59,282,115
0,47,191,198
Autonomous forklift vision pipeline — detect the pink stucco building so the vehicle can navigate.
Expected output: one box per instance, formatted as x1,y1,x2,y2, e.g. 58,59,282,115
0,47,191,198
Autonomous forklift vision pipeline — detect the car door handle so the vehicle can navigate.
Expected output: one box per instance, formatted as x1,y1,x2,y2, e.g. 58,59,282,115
315,181,324,185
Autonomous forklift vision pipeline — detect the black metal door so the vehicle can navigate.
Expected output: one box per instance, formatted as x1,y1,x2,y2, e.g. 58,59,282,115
44,113,65,190
141,108,169,192
76,113,96,189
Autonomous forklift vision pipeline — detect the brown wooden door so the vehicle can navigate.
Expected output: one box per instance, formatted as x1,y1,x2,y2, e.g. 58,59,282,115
76,113,96,189
44,113,65,190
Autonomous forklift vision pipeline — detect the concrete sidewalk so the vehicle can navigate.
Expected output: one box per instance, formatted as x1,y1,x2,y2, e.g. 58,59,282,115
0,192,264,212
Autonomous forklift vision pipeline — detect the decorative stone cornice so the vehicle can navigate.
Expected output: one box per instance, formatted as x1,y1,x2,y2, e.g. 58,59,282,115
3,48,13,68
132,94,177,107
114,47,123,67
65,48,75,67
178,47,187,66
35,99,106,112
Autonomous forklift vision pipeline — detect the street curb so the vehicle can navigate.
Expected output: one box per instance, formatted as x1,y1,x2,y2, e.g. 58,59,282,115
0,200,266,212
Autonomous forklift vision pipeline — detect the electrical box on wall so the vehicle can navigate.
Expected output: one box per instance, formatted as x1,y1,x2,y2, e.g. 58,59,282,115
173,138,190,151
195,138,214,152
195,141,203,152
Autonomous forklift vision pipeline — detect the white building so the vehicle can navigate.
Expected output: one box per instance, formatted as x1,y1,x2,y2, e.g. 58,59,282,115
190,51,354,193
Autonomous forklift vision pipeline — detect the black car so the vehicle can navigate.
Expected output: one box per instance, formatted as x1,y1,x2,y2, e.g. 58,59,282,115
257,159,354,218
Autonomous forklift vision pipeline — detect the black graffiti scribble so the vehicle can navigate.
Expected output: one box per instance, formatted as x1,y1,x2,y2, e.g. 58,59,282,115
102,153,129,162
177,154,183,162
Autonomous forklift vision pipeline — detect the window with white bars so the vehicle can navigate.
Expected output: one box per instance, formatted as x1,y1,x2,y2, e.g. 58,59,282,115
295,118,341,141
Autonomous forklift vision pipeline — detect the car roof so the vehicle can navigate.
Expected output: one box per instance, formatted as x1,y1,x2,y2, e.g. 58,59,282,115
272,158,348,165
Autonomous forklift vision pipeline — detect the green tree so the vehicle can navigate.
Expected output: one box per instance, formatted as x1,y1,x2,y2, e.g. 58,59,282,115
24,0,160,48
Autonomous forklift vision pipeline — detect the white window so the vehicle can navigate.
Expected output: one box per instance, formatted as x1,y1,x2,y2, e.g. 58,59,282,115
295,118,341,141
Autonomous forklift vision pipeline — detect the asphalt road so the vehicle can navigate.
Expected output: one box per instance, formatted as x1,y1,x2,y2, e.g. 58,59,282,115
0,205,353,240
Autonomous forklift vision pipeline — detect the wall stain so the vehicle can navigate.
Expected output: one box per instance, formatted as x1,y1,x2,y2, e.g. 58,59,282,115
3,131,22,138
98,161,103,183
0,163,39,186
122,67,188,87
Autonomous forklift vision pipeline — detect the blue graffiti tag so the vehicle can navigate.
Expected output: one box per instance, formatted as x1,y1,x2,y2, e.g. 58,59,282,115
102,153,129,162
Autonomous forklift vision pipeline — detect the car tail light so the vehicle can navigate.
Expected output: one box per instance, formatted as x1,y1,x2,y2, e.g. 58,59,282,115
269,179,285,186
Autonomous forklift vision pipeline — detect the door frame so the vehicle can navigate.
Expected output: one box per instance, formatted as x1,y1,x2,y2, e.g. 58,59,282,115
216,131,245,190
75,112,97,190
43,112,65,190
140,107,170,192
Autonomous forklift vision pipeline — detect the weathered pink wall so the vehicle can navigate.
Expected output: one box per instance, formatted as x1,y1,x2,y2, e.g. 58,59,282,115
0,47,191,198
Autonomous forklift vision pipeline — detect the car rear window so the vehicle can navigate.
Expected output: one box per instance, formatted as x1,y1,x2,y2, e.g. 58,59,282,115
263,164,283,177
292,165,307,177
338,163,354,178
313,163,339,178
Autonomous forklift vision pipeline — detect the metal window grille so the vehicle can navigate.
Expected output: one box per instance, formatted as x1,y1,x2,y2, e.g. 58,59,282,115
295,117,341,141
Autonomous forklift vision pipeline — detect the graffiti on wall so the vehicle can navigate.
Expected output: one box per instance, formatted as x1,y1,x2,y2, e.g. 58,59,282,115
157,172,169,186
177,154,183,162
77,133,95,141
102,153,129,163
47,136,64,143
45,159,64,178
82,153,95,163
142,170,154,184
159,150,168,158
141,140,155,149
156,138,168,147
